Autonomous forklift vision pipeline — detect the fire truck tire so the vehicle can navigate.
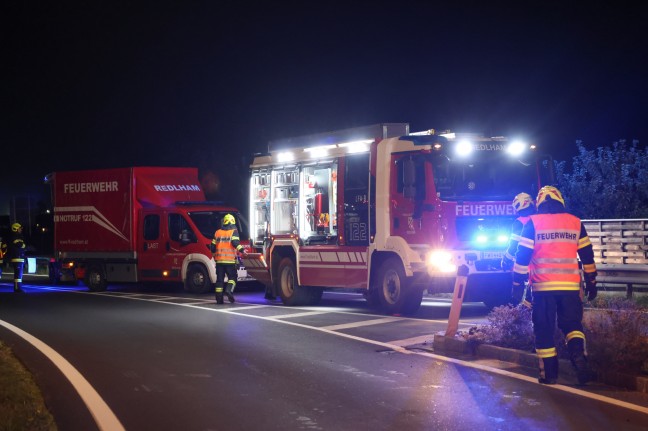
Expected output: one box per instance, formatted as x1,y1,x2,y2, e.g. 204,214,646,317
400,289,424,316
85,265,108,292
363,289,381,309
375,257,410,314
276,257,310,306
185,264,211,294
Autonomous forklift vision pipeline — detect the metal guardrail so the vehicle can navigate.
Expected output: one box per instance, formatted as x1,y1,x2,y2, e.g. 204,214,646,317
595,263,648,299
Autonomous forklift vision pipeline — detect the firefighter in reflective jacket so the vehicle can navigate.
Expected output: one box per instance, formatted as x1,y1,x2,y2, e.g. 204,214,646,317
211,214,246,304
501,192,536,307
513,186,597,385
10,223,26,293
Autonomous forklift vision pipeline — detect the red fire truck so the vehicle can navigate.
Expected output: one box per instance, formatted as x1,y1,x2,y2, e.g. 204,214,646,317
46,167,250,292
243,123,553,314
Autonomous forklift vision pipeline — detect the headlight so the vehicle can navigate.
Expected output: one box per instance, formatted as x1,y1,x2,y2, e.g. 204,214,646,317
427,250,457,273
507,140,526,157
455,140,473,157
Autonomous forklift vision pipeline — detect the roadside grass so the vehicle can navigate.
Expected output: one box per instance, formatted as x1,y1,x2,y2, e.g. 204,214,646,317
0,341,57,431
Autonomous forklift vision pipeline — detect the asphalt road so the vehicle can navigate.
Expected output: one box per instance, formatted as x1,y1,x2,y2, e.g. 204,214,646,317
1,278,647,431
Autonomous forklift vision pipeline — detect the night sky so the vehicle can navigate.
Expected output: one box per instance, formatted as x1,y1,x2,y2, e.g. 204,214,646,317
4,2,648,211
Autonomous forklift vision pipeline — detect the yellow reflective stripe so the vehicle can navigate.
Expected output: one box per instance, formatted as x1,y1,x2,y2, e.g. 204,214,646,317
510,233,522,242
531,282,581,291
534,268,581,275
513,263,528,273
582,263,597,273
11,258,25,263
504,251,515,261
534,258,578,264
536,347,557,358
566,331,585,342
518,237,534,249
578,236,592,249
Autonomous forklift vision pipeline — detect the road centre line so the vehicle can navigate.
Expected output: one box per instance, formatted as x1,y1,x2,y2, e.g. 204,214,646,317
0,319,125,431
25,288,648,416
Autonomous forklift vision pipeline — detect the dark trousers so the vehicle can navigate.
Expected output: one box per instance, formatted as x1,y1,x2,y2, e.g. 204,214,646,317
12,259,25,291
216,263,237,292
532,291,583,349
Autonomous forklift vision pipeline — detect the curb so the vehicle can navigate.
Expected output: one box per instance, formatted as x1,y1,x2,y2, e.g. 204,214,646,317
432,334,648,393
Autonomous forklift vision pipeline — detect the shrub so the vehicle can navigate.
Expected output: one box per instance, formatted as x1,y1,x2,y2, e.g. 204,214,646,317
584,298,648,375
463,305,534,351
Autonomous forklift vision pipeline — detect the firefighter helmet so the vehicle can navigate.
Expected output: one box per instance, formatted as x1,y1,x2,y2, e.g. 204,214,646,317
512,193,534,213
536,186,565,207
11,223,22,232
222,214,236,226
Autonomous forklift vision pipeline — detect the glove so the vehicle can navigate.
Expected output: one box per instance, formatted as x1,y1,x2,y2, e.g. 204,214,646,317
511,281,524,304
501,256,514,271
511,272,528,304
584,272,597,300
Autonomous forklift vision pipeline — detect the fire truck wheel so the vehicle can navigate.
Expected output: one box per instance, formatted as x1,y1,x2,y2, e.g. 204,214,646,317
375,257,410,314
400,289,424,316
85,265,108,292
276,257,310,306
363,289,381,309
185,264,211,294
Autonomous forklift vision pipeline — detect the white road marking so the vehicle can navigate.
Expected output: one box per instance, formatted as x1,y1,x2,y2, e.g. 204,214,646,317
320,317,401,331
271,311,329,319
386,334,435,347
0,319,125,431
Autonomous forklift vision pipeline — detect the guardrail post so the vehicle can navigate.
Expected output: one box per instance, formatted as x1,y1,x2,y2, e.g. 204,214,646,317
445,264,470,338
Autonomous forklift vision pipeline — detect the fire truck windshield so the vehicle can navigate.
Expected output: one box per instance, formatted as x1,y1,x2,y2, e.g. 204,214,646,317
431,151,540,200
187,211,249,241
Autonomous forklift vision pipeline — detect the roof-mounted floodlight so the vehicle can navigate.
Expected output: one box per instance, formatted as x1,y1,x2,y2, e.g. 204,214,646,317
277,151,294,162
304,144,336,158
338,139,372,153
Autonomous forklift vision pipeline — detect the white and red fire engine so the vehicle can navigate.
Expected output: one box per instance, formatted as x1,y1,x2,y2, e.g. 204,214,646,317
243,124,552,314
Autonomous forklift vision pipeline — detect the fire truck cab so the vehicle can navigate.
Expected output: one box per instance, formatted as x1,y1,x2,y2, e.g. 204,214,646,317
244,123,552,314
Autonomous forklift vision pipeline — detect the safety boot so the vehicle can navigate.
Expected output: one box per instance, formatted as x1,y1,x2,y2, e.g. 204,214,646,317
215,286,224,304
14,281,24,293
568,338,591,385
571,355,591,385
538,356,559,385
225,287,235,303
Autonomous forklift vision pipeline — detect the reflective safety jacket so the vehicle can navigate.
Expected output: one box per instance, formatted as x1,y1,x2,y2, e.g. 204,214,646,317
514,213,596,292
211,227,243,264
503,215,531,263
10,232,26,263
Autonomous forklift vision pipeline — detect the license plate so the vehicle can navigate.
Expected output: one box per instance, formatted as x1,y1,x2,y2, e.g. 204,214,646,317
482,251,504,260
